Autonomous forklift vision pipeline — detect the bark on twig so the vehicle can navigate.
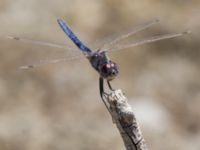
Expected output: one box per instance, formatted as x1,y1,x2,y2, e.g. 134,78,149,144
102,89,148,150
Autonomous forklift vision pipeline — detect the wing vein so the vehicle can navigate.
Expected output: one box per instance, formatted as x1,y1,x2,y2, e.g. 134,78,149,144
102,19,160,49
109,31,190,52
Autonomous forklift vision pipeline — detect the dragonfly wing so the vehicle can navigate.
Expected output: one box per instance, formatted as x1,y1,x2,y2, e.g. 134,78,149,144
19,54,84,69
109,31,190,52
6,36,75,51
57,19,92,54
101,19,160,49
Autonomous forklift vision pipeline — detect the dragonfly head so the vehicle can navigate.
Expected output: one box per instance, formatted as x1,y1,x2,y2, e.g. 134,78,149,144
100,61,119,81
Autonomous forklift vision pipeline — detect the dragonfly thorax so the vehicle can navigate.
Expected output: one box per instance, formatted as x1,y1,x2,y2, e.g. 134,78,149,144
88,50,119,81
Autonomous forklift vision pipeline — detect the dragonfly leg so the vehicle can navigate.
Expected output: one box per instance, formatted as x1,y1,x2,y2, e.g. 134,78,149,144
99,77,110,111
99,77,104,98
99,77,109,96
107,80,115,91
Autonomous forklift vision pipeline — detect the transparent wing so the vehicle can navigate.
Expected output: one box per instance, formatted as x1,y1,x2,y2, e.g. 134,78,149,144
12,31,190,69
7,19,159,52
101,19,160,49
19,54,84,70
6,36,86,69
108,31,190,52
6,36,75,51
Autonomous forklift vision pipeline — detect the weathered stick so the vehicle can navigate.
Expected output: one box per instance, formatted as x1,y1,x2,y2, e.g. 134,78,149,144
102,89,148,150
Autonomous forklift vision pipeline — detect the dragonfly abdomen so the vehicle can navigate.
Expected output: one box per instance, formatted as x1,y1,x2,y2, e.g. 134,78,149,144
57,19,91,53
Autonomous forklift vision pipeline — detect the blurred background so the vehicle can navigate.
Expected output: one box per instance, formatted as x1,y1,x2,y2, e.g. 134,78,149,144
0,0,199,150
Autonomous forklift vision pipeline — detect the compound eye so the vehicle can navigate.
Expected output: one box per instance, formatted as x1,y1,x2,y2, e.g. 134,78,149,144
111,63,115,67
101,64,108,73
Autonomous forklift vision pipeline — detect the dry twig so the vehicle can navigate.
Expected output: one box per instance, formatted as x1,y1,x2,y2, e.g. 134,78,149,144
102,89,148,150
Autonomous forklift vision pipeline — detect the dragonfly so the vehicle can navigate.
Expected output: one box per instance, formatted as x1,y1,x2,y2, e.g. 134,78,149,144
7,19,189,98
